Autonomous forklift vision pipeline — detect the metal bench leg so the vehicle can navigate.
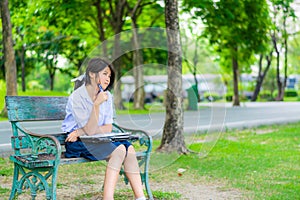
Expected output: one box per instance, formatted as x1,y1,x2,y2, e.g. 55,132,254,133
144,156,153,200
50,167,59,200
144,172,153,200
9,163,19,200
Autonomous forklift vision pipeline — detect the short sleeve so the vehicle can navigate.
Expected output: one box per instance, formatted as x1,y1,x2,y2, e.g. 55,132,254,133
71,92,91,128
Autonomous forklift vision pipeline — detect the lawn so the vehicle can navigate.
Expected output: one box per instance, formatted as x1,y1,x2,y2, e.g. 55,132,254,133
0,122,299,199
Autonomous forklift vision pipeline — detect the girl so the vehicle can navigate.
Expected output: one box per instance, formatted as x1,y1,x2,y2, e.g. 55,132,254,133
61,57,146,200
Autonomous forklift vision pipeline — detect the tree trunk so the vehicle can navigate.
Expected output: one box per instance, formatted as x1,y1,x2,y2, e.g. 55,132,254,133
272,33,283,101
232,48,240,106
130,1,145,110
157,0,188,154
16,27,26,92
107,0,127,110
1,0,18,115
50,72,55,91
94,0,107,57
132,26,145,109
113,33,126,110
251,51,272,102
282,15,288,100
17,47,26,92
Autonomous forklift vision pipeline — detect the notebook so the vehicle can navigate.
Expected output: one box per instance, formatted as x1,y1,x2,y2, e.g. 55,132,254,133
80,132,138,143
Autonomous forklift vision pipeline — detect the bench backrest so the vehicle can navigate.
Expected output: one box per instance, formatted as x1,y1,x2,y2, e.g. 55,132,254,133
5,96,68,122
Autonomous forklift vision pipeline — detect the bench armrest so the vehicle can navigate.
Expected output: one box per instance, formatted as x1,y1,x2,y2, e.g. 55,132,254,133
11,122,62,162
112,123,152,153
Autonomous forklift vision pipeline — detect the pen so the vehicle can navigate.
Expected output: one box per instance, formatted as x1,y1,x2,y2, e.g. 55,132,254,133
97,83,103,95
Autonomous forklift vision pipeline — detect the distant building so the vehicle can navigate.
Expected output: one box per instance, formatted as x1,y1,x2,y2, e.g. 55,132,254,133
120,74,226,102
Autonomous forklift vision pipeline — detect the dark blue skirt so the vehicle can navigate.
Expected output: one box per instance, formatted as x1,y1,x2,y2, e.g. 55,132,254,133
65,139,132,161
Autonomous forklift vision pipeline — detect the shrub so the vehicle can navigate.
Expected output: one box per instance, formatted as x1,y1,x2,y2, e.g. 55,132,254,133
285,89,298,97
259,91,274,101
225,93,233,102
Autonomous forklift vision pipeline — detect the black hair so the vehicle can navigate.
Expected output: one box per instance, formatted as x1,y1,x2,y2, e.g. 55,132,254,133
74,58,115,91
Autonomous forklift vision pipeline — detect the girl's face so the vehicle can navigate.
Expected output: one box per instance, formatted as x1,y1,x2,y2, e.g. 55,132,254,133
97,66,111,90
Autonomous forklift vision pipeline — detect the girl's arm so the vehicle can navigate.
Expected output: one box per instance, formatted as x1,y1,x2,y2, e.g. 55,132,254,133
65,91,110,142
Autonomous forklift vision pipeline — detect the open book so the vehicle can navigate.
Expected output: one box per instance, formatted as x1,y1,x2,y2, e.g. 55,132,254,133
80,132,138,143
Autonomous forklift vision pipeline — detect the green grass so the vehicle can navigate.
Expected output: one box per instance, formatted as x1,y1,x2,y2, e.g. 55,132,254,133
1,123,299,199
190,124,300,199
149,123,300,199
284,96,300,102
18,90,69,97
116,102,166,115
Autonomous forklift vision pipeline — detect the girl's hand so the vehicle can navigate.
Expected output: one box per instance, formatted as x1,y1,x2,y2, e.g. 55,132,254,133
65,130,79,142
94,91,108,106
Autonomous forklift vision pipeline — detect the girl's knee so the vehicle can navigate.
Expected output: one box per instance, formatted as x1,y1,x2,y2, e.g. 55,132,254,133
126,145,137,158
116,144,127,152
127,145,136,153
111,145,126,159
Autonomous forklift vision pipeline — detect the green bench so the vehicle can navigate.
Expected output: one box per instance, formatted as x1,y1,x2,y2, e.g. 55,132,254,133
5,96,153,200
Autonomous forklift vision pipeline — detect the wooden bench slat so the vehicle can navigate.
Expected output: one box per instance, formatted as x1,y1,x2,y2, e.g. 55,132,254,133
6,96,68,122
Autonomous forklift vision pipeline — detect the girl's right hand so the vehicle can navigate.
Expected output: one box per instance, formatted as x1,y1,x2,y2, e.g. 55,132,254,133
94,91,108,106
65,130,79,142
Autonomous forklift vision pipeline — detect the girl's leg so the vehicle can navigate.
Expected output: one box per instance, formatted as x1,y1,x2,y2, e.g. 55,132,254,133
103,145,126,200
123,146,145,199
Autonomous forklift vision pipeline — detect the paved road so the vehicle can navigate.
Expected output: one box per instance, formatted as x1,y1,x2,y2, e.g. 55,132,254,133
1,102,300,155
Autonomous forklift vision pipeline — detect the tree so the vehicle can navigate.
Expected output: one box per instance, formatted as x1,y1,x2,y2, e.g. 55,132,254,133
101,0,128,110
183,0,271,106
157,0,188,154
270,0,296,101
1,0,17,98
289,33,300,75
251,51,273,101
126,0,162,109
128,0,145,110
11,0,28,92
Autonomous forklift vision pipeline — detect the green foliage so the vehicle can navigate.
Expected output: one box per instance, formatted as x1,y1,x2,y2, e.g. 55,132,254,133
183,0,271,55
2,0,300,108
284,89,298,97
183,0,272,105
288,34,300,74
225,92,233,102
259,90,274,101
